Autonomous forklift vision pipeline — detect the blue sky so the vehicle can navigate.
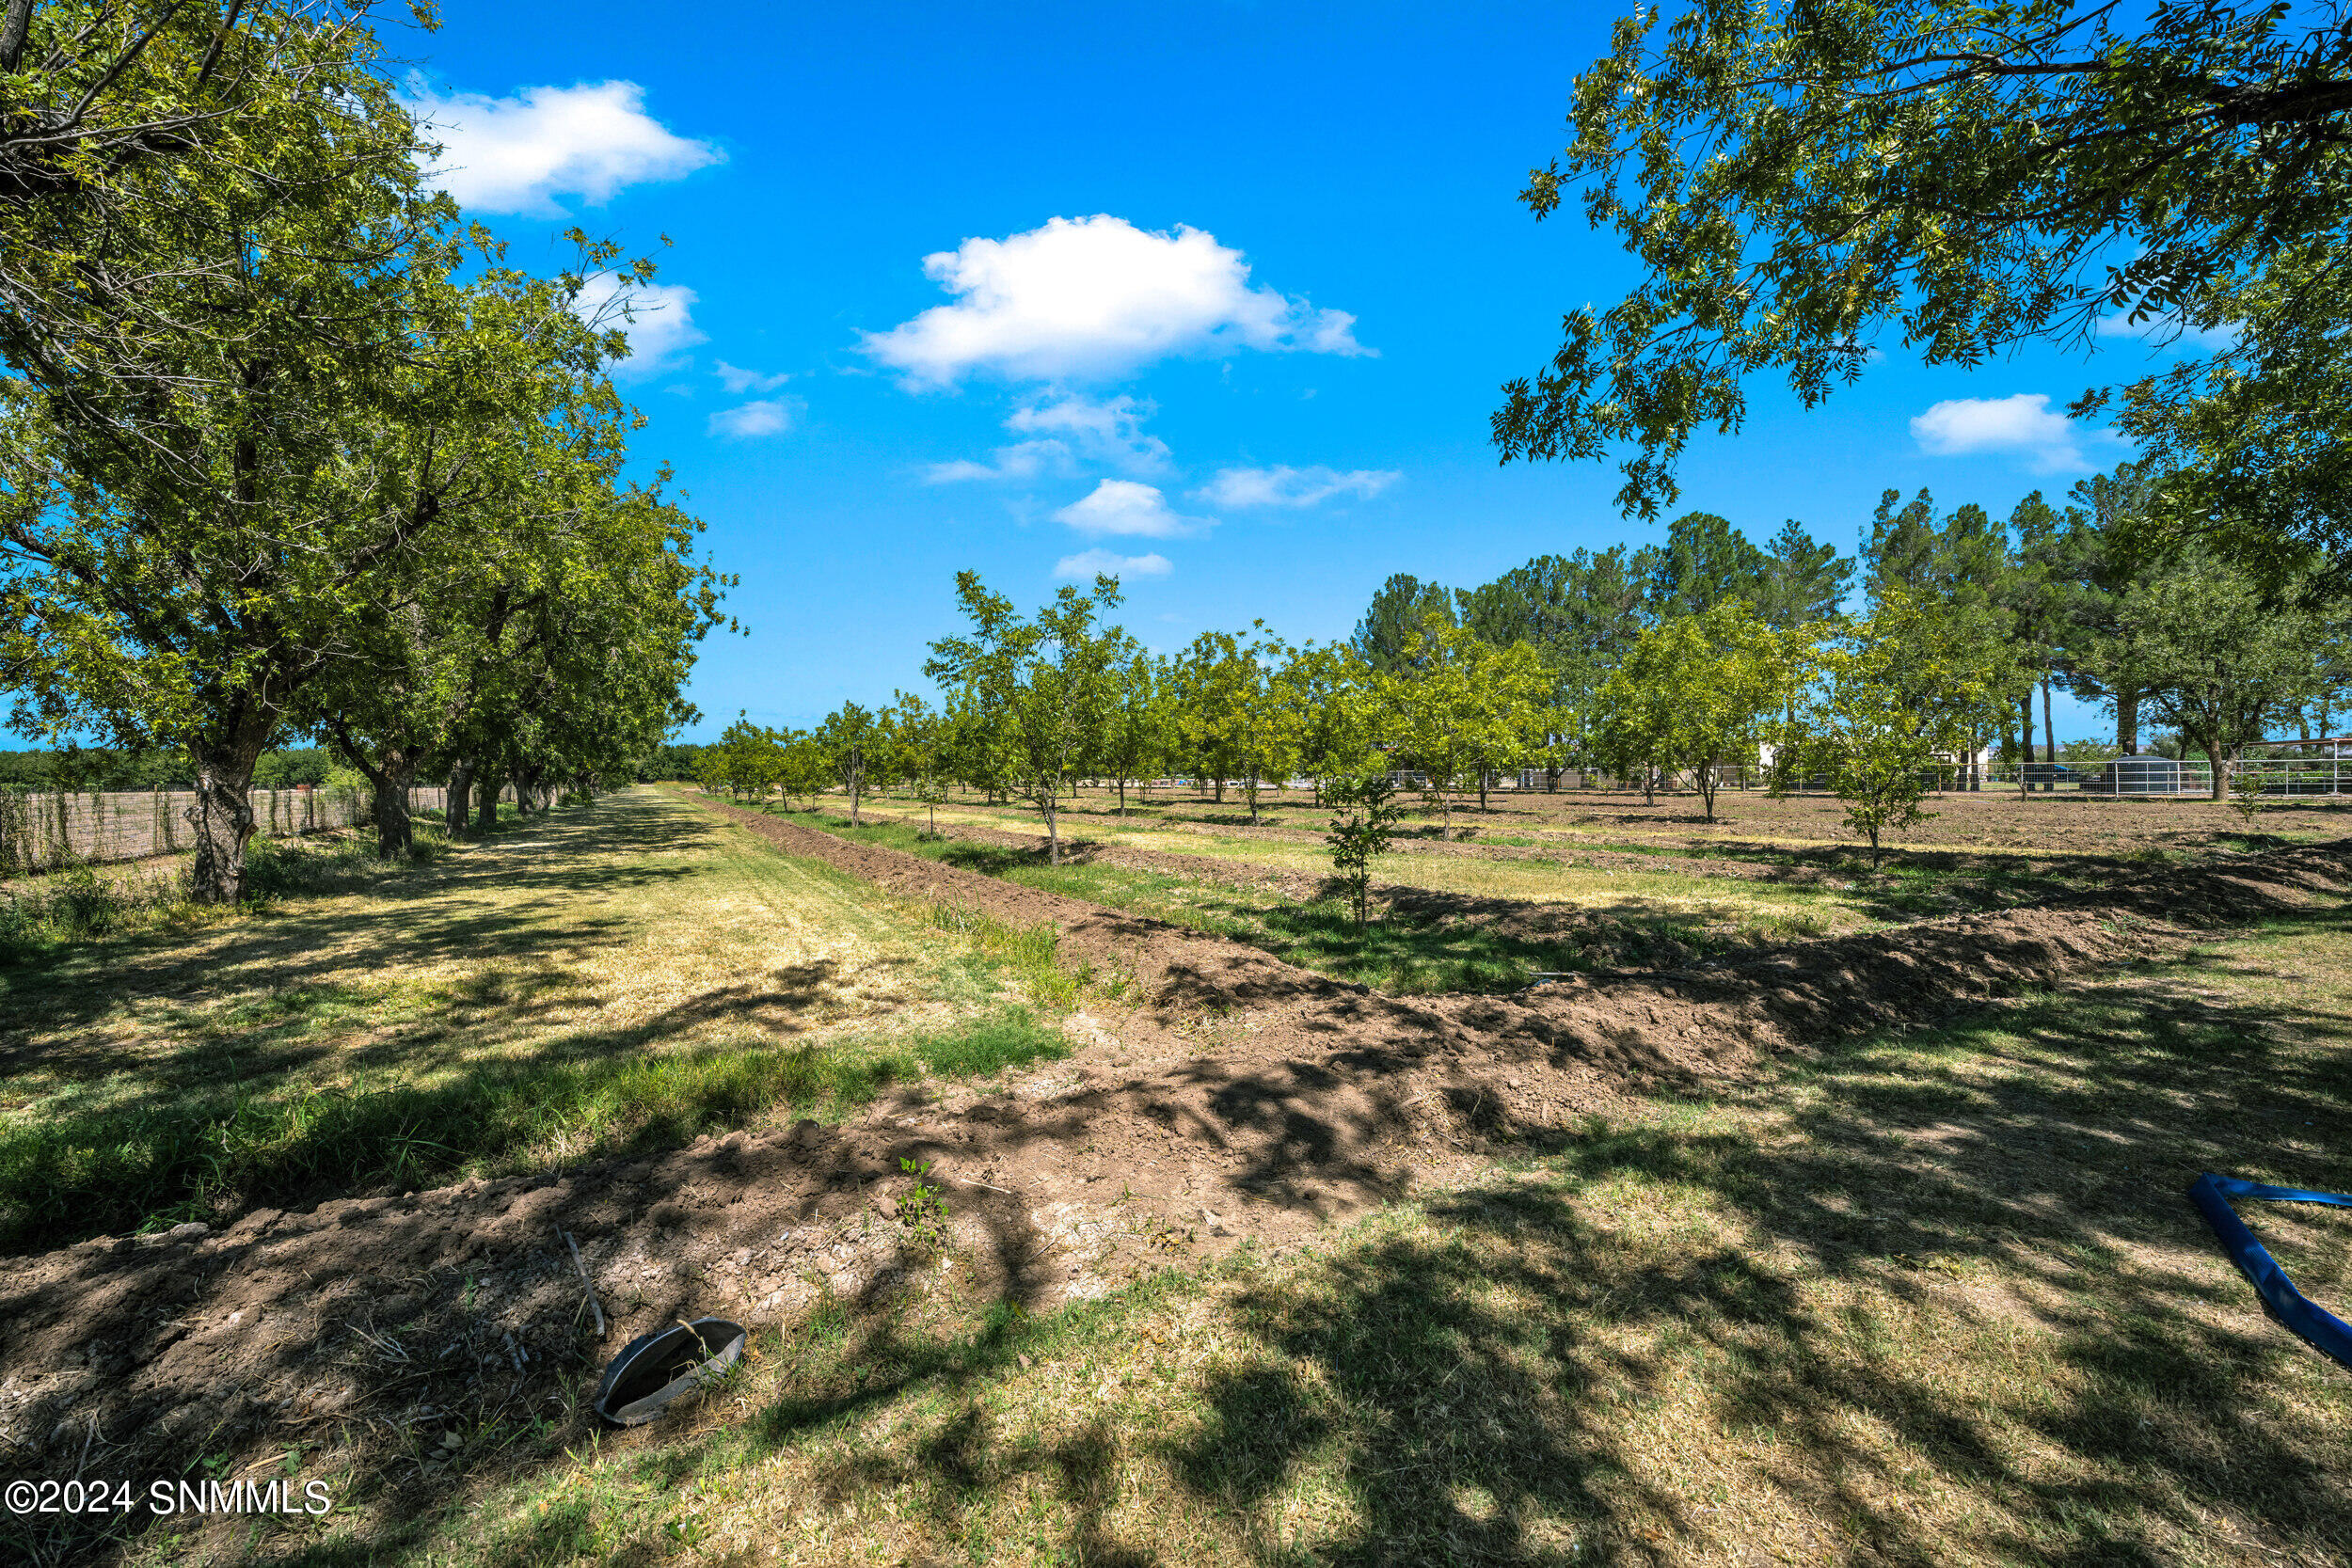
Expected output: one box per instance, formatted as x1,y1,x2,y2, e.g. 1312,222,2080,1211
406,0,2179,741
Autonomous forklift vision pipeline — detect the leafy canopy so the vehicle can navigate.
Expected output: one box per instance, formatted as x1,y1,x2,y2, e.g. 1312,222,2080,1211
1499,0,2352,546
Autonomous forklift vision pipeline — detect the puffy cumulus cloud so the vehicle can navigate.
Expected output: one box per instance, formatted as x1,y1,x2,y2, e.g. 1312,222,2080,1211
572,273,705,379
926,394,1169,483
1054,548,1172,581
1052,480,1212,539
402,78,722,217
1194,464,1399,509
715,362,791,394
1909,393,2123,474
863,214,1367,386
707,399,798,439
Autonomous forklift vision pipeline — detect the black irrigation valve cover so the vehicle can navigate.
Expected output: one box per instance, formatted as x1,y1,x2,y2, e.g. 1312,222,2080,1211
592,1317,747,1426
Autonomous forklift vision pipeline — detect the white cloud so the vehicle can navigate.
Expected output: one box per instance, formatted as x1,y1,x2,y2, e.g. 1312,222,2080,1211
707,399,798,439
862,214,1367,386
572,273,705,379
1909,392,2123,474
1052,480,1212,539
715,362,791,394
2094,313,2239,354
1195,465,1399,509
926,394,1170,483
1054,548,1172,581
402,78,722,217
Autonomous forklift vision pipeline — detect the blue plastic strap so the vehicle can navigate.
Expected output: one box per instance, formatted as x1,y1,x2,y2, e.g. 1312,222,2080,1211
2204,1175,2352,1210
2187,1172,2352,1370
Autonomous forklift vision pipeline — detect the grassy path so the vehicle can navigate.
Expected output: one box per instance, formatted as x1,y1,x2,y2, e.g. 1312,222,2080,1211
323,851,2352,1568
0,788,1073,1251
763,796,2193,992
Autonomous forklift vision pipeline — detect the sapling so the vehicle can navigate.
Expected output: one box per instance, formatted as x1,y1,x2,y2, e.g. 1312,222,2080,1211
2229,753,2270,826
1324,770,1403,934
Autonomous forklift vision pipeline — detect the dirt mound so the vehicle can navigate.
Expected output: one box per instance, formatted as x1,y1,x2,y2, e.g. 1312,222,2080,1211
866,800,1822,887
6,803,2346,1562
844,804,1753,966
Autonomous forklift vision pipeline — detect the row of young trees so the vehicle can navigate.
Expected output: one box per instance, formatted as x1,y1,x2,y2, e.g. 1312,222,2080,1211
707,469,2348,863
0,3,729,898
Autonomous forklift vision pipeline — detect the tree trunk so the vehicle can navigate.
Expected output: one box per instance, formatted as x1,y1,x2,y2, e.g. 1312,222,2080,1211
185,723,271,905
373,757,418,858
1214,777,1224,804
2041,680,2057,769
2019,693,2038,792
474,771,500,836
1043,794,1059,865
2118,689,2139,753
2190,726,2226,799
447,760,473,835
1118,774,1127,816
1478,771,1489,813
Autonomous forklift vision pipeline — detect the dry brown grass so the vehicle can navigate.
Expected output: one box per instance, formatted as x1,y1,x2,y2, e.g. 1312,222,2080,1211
271,872,2352,1567
860,796,1865,942
0,790,1080,1247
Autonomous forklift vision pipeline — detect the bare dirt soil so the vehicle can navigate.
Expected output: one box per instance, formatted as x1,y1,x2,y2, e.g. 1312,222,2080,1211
844,802,1763,966
1051,782,2352,859
5,799,2347,1562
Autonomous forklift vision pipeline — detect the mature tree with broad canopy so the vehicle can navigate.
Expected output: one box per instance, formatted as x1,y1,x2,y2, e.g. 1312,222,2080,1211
0,1,420,390
2094,547,2334,798
0,33,461,902
1498,0,2352,570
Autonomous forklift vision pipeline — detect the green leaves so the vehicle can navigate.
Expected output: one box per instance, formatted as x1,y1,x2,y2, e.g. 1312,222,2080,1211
926,572,1125,861
1790,590,2010,863
1323,770,1404,934
0,7,724,892
1502,0,2352,535
1592,600,1800,819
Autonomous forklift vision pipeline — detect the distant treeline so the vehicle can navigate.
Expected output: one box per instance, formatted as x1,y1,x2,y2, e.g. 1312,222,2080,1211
0,747,707,793
0,748,344,792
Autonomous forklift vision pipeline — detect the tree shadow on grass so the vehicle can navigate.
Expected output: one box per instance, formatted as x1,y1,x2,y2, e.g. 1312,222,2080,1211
0,791,717,1048
721,912,2349,1564
151,901,2352,1568
1141,921,2352,1564
0,792,1015,1252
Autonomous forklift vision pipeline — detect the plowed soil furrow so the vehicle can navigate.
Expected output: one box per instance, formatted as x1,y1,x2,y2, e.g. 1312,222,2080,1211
867,800,1814,884
828,805,1809,961
6,800,2346,1555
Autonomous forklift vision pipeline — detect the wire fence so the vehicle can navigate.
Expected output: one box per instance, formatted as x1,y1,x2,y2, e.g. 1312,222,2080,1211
0,784,453,876
2000,755,2352,796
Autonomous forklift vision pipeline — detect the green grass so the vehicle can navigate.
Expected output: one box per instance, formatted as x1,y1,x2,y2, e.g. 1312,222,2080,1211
246,896,2352,1567
0,790,1084,1252
875,790,2215,932
0,821,462,964
0,1004,1066,1252
794,808,1774,990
